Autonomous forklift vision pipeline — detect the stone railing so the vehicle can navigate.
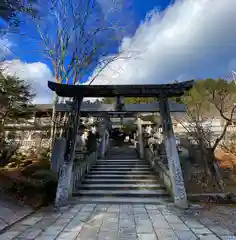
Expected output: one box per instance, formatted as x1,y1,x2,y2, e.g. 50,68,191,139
71,151,97,194
53,134,105,207
71,137,103,194
144,145,174,197
135,141,141,157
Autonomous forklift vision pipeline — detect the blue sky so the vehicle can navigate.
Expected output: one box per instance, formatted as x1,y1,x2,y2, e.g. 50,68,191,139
1,0,236,103
4,0,172,70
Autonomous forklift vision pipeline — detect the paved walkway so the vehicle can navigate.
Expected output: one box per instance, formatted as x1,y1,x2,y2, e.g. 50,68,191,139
1,202,235,240
0,194,33,233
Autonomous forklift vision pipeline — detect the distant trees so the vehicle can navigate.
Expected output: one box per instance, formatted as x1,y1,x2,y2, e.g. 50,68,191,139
0,70,35,126
103,97,157,104
180,78,236,151
0,69,35,165
124,97,157,104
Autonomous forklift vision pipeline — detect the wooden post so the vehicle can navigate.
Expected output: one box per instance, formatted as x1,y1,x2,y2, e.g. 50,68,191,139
54,96,83,209
159,94,188,208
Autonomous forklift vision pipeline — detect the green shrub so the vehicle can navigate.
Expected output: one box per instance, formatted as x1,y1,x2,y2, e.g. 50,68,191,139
38,147,51,162
31,170,58,205
1,145,58,208
32,169,58,182
21,163,47,177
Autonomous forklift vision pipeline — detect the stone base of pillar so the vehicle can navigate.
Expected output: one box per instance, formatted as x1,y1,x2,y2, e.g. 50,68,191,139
174,198,189,209
54,161,73,210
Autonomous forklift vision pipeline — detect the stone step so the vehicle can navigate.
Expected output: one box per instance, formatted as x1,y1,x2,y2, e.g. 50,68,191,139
94,165,149,168
95,162,149,166
72,147,171,205
86,174,157,179
79,183,165,190
73,189,168,197
97,158,145,160
89,170,151,175
98,158,142,160
97,160,146,163
83,178,159,184
91,169,150,172
73,196,172,204
91,167,150,170
96,163,148,166
91,168,150,172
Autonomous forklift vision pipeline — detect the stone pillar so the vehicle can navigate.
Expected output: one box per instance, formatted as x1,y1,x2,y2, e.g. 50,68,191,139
101,116,110,158
137,117,144,159
159,94,188,209
101,130,106,158
51,138,66,174
54,96,83,209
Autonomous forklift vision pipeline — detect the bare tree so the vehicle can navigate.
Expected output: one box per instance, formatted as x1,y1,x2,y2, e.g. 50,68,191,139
205,79,236,151
175,79,236,190
0,0,37,21
25,0,136,145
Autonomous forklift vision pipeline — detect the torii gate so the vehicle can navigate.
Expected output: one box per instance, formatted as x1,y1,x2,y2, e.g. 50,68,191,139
48,80,194,209
55,100,187,158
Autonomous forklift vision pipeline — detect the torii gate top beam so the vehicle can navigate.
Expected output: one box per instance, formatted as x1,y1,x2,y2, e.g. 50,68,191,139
48,80,194,98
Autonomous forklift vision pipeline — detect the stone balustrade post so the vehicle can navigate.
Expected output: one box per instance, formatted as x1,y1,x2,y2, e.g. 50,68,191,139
101,129,106,158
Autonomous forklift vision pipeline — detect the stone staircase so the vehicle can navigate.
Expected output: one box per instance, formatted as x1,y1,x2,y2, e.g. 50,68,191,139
73,146,171,204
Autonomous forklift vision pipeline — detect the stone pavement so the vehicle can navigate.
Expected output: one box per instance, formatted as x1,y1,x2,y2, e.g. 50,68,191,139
0,202,235,240
0,194,33,233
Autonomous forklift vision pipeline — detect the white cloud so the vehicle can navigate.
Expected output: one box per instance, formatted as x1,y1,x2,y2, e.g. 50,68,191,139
2,60,54,103
90,0,236,85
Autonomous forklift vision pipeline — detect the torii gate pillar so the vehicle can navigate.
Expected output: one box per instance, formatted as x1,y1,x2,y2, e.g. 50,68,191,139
159,94,188,209
54,97,83,209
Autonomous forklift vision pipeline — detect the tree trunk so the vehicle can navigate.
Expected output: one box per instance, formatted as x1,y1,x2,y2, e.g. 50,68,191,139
198,129,211,176
212,122,229,152
212,152,224,191
50,93,59,150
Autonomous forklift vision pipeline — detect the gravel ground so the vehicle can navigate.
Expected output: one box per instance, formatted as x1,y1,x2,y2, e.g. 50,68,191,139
193,205,236,234
176,204,236,234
